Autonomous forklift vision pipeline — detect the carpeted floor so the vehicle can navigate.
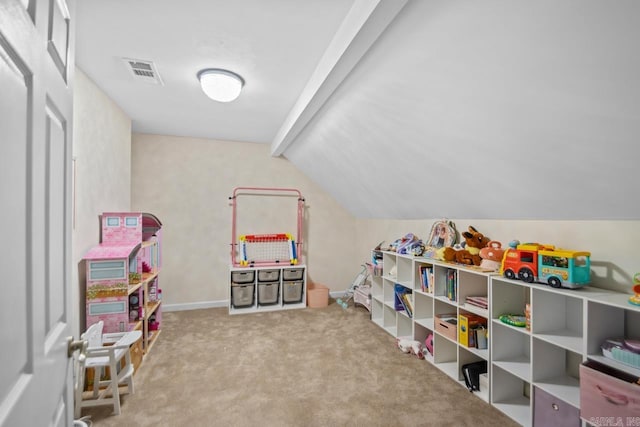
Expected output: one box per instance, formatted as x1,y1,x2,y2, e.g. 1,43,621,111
82,300,518,427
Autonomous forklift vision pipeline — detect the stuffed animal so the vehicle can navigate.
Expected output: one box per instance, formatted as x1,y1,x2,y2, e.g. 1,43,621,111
396,338,413,353
479,240,505,271
442,226,490,266
389,233,418,253
396,338,424,359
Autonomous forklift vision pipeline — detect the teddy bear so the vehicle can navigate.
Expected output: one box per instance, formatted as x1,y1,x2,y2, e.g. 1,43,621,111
442,226,490,266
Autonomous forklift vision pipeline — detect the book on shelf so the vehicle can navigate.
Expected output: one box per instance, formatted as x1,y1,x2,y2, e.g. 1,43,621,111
395,289,413,318
465,296,488,309
419,265,434,293
446,268,457,302
402,293,414,317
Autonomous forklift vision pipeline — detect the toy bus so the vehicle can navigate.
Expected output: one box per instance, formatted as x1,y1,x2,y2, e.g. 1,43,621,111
500,243,591,289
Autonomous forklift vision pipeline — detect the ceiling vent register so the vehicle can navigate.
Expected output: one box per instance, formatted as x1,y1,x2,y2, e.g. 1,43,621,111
122,58,163,85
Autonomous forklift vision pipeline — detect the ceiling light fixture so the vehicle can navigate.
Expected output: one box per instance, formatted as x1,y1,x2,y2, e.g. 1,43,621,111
197,68,244,102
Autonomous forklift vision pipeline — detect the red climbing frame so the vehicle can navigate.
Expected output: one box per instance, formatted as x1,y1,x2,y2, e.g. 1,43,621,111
229,187,305,267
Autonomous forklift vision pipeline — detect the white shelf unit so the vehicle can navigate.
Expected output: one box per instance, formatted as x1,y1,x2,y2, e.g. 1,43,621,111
371,251,492,403
228,265,306,314
490,276,640,427
370,249,640,427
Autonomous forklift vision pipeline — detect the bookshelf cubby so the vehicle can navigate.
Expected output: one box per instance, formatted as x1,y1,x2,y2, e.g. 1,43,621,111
371,251,492,404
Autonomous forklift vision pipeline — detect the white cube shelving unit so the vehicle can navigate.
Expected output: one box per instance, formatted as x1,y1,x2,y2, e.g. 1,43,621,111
370,250,640,427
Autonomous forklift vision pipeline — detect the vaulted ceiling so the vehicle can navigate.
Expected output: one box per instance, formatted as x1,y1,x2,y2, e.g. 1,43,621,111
76,0,640,220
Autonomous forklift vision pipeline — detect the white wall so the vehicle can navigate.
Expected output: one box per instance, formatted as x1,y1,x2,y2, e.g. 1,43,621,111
355,218,639,294
284,0,640,221
131,134,356,309
71,68,131,335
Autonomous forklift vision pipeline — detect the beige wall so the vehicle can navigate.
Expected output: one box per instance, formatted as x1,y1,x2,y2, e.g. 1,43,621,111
355,219,640,294
131,134,356,308
72,69,637,317
71,68,132,335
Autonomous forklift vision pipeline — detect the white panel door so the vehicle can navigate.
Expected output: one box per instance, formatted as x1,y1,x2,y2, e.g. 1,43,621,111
0,0,75,425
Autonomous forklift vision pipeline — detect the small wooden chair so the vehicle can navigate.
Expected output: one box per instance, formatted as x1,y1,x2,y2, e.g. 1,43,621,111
74,321,142,418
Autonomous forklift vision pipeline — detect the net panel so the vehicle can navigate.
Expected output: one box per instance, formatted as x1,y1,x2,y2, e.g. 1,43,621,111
239,233,297,266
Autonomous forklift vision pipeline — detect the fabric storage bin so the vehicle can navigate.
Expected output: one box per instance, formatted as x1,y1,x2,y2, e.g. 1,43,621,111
258,281,279,305
580,359,640,422
307,282,329,308
231,283,255,308
533,387,580,427
282,268,304,281
231,270,255,284
283,280,303,303
257,269,280,282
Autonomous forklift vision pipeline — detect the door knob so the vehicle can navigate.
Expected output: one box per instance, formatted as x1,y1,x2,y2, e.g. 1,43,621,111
67,336,87,360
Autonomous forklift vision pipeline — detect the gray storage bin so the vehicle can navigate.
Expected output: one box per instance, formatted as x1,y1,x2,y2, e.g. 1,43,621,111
257,269,280,282
283,280,303,303
533,386,580,427
231,283,255,308
231,270,255,284
282,268,304,281
258,281,279,305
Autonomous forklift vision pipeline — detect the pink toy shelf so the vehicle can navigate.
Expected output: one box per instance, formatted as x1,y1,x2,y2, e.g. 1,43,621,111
83,212,162,337
229,187,305,267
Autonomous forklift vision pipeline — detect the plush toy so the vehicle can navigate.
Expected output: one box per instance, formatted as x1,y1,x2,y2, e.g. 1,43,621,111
396,338,413,353
442,226,490,266
389,233,418,253
479,240,505,271
396,338,424,359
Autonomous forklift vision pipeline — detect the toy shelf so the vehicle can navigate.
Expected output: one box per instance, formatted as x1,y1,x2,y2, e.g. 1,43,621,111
227,187,307,314
83,212,164,372
369,248,640,427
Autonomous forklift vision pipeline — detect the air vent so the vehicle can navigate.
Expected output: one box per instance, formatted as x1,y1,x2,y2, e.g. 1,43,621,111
121,58,163,85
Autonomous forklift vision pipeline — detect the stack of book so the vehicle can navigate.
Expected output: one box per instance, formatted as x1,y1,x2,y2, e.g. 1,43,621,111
465,296,488,310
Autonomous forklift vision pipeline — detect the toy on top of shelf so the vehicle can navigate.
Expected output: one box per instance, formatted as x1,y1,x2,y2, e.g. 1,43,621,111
229,187,305,268
426,219,457,249
238,233,298,266
388,233,423,255
629,273,640,306
500,242,591,289
479,240,506,271
442,226,490,266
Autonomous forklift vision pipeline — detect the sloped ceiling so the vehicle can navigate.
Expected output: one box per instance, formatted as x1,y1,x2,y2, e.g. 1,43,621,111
281,1,640,220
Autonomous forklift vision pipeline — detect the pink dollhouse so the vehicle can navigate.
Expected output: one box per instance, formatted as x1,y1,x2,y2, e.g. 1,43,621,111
83,213,163,349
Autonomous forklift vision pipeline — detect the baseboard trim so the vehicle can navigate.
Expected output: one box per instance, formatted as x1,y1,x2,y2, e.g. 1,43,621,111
163,300,227,312
164,292,344,312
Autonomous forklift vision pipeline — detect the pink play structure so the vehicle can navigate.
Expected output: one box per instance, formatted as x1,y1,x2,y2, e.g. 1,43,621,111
229,187,305,267
83,212,162,333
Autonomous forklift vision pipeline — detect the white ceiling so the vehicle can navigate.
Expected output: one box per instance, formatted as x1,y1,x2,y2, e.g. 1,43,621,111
76,0,640,220
75,0,356,144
